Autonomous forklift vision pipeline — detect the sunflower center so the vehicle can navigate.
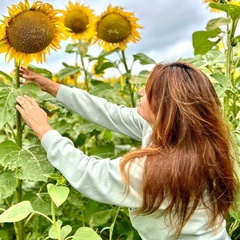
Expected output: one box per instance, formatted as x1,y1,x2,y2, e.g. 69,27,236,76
97,13,131,43
6,11,55,54
64,10,89,34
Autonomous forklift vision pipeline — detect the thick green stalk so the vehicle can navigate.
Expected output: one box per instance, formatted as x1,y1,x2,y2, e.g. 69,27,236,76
226,19,238,80
225,19,238,120
15,62,22,147
77,40,90,91
14,61,24,240
80,54,90,91
121,50,135,107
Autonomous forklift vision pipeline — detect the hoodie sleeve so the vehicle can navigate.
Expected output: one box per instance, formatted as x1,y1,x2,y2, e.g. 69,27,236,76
41,129,143,208
56,85,147,141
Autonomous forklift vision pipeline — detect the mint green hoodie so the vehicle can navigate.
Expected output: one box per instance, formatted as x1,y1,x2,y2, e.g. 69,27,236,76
41,85,231,240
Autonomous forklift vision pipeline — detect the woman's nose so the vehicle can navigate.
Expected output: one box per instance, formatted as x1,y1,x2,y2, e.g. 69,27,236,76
138,87,145,97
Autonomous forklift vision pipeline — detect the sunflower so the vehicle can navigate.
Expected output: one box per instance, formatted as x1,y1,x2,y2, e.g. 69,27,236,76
203,0,238,3
90,5,142,51
203,0,240,11
61,1,96,42
0,0,67,66
203,0,220,3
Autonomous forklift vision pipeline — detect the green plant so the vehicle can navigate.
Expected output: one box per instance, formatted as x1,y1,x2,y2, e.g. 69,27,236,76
189,2,240,238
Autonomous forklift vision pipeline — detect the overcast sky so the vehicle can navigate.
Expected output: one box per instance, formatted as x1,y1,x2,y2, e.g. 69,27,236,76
0,0,220,75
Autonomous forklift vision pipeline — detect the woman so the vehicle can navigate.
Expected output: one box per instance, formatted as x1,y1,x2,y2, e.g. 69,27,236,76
16,62,237,239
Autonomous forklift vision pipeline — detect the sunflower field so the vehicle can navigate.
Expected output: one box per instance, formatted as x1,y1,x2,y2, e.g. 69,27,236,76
0,0,240,240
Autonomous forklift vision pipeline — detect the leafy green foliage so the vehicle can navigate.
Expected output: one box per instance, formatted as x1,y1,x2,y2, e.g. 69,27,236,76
0,201,33,223
28,65,53,79
0,171,16,204
192,28,221,55
190,4,240,238
209,3,240,21
72,227,103,240
47,184,70,207
206,17,231,31
0,140,54,182
0,83,41,128
48,220,72,239
59,64,80,81
133,53,156,65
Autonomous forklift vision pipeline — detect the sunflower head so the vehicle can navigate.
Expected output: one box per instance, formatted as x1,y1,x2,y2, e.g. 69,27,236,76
203,0,237,3
203,0,240,11
61,1,96,42
0,0,67,66
90,5,143,51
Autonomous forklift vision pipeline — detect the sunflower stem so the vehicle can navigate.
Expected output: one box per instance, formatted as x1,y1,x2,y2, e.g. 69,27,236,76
109,206,121,240
77,40,90,91
14,60,24,240
51,200,61,240
80,194,85,227
80,53,90,91
225,18,238,121
121,50,135,107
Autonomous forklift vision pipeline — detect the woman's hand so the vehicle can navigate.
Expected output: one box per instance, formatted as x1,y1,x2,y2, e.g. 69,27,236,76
16,95,53,140
20,66,60,97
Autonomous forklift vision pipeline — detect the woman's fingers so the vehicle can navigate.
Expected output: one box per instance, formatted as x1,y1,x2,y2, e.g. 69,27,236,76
16,95,46,123
16,95,53,139
20,65,31,73
15,96,33,122
16,96,41,118
16,95,34,109
21,95,37,105
19,66,36,81
19,66,29,76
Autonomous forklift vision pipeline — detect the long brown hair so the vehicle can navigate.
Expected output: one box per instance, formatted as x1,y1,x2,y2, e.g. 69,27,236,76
120,62,238,237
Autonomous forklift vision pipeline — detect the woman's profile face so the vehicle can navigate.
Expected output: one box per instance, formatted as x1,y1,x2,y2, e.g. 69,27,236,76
137,87,155,126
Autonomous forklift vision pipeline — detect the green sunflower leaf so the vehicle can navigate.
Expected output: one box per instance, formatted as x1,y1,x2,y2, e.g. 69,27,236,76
28,65,53,79
0,171,16,204
209,3,240,21
0,83,41,129
0,140,54,182
94,61,115,74
59,65,80,81
192,28,222,55
47,184,70,207
0,86,20,129
206,17,231,31
133,53,156,65
0,79,5,87
72,227,103,240
0,201,33,223
91,209,112,227
19,82,41,98
0,70,12,83
48,219,63,239
211,72,231,88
